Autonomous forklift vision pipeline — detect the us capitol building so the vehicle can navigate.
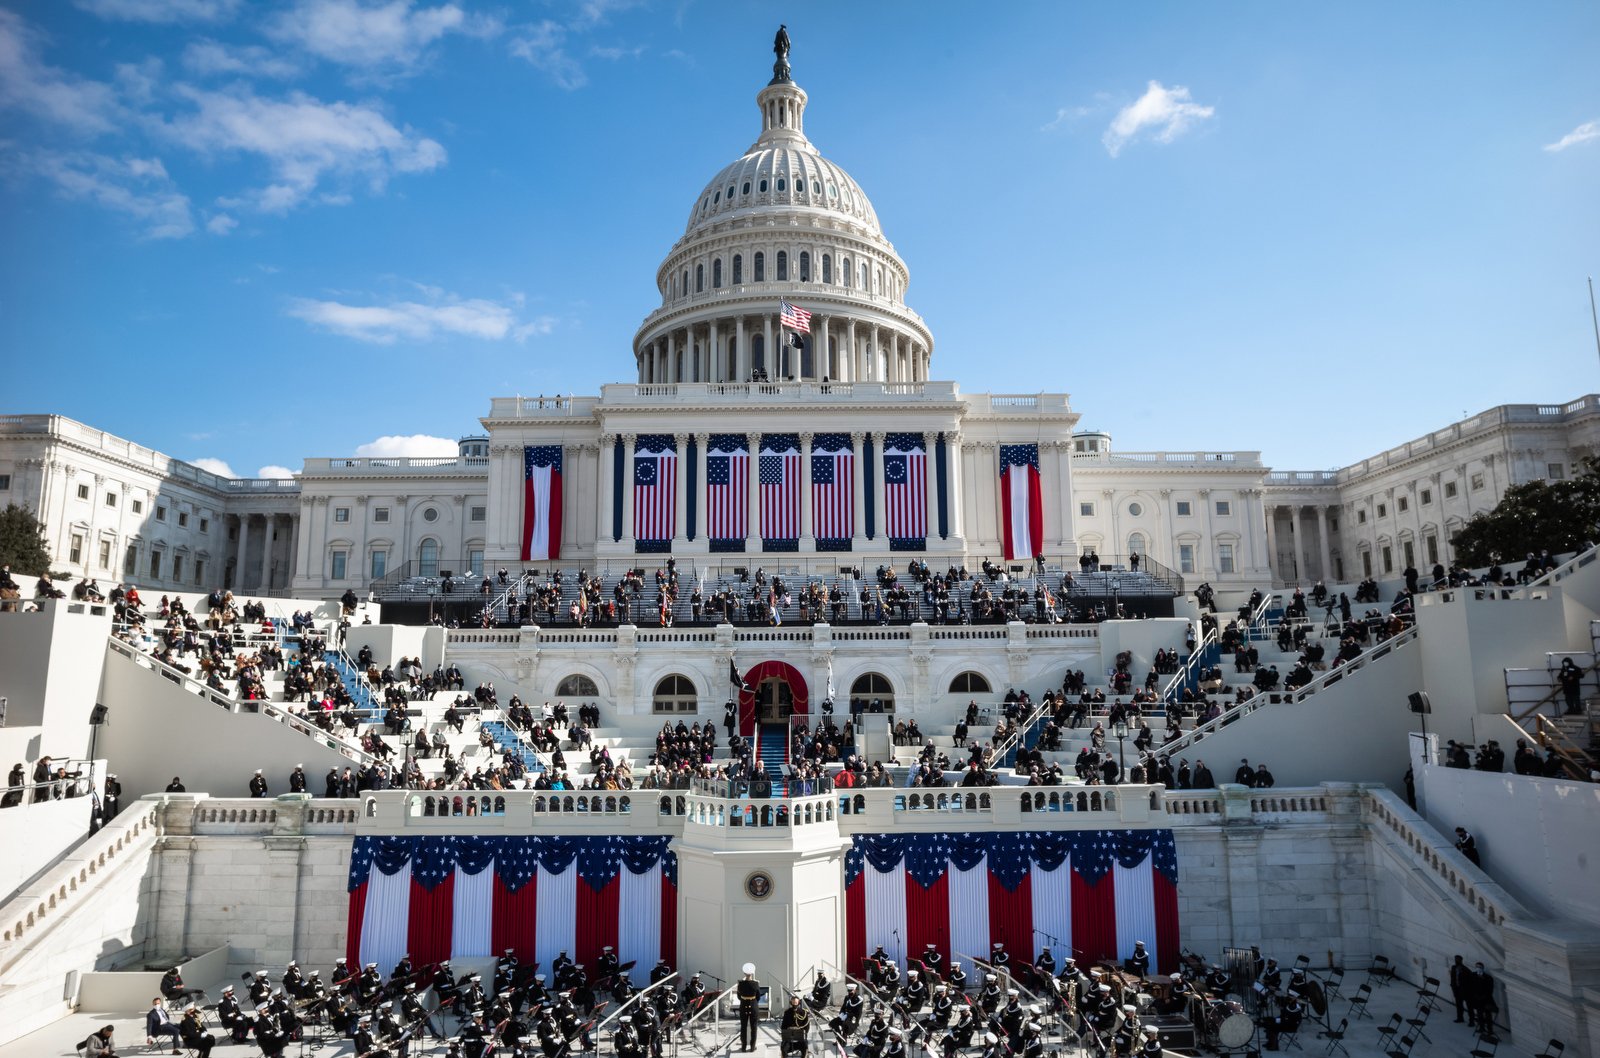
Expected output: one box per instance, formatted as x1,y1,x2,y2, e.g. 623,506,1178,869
0,33,1598,1058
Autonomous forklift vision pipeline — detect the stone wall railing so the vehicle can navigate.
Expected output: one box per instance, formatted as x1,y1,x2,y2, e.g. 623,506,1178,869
1365,789,1526,929
0,804,160,964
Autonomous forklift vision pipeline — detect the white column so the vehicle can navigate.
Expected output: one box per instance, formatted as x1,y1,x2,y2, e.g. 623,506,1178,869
598,435,617,545
1263,505,1278,585
673,433,689,549
235,514,251,589
1316,506,1333,583
800,432,816,550
850,432,867,544
621,436,637,551
946,432,965,552
746,432,762,550
1291,507,1305,584
709,319,721,382
295,499,314,581
870,431,887,545
846,319,857,382
286,514,300,586
923,431,939,544
694,432,710,549
811,314,825,380
735,316,747,381
762,316,773,378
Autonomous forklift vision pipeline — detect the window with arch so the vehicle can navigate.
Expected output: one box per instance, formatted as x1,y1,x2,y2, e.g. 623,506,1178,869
681,269,688,298
1128,532,1147,557
695,263,704,293
842,257,852,287
733,254,743,284
713,258,722,288
949,672,992,695
850,672,895,712
777,177,787,192
556,674,599,697
859,262,868,288
812,180,821,195
822,254,832,284
727,185,734,199
418,539,439,577
754,252,766,282
777,251,788,281
799,251,811,282
653,674,698,714
742,181,751,195
759,178,769,193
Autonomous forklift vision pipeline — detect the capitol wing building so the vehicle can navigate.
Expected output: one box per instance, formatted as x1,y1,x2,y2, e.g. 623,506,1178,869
3,37,1600,1058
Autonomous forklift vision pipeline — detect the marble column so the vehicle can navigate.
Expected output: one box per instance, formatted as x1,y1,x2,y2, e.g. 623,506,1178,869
846,319,857,382
1291,507,1305,583
923,431,939,543
735,317,748,382
694,432,710,550
870,431,887,544
598,435,617,544
850,432,867,546
709,319,720,382
235,514,251,590
800,432,816,550
746,432,762,549
1316,506,1333,583
673,434,689,548
621,436,637,551
946,432,965,551
1264,506,1279,585
762,317,773,379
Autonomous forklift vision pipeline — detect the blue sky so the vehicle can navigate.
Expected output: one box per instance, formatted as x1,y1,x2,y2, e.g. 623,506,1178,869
2,0,1597,478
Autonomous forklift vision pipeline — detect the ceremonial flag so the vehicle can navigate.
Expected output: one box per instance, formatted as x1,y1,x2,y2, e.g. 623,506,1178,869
348,835,678,985
811,433,854,544
882,433,927,544
843,830,1179,977
780,300,812,334
633,435,677,545
760,434,802,542
706,435,749,542
999,444,1043,562
522,446,563,561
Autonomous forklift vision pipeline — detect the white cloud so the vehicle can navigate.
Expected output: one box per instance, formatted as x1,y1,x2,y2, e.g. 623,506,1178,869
73,0,241,23
510,21,586,90
257,464,297,478
1102,80,1215,158
162,85,446,212
0,10,122,135
590,44,645,61
182,39,302,80
353,434,457,458
1544,120,1599,153
26,149,194,238
286,286,554,343
268,0,501,72
207,212,238,234
190,456,237,477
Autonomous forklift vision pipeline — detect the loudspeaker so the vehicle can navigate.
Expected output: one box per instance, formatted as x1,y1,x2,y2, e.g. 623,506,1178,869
1408,691,1432,714
89,704,109,725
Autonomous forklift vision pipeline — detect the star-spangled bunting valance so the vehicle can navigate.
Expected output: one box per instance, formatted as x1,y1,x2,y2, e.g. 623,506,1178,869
844,830,1177,890
348,835,677,894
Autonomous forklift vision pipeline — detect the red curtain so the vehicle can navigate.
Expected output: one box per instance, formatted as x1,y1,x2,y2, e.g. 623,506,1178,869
1071,870,1118,966
574,876,620,971
492,875,538,962
736,660,810,735
1153,871,1181,975
660,873,678,970
905,873,950,971
407,874,455,967
986,874,1033,967
844,873,866,978
345,882,367,967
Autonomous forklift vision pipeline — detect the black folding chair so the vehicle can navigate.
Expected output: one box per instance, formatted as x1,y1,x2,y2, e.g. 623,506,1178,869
1319,1017,1349,1057
1344,982,1373,1021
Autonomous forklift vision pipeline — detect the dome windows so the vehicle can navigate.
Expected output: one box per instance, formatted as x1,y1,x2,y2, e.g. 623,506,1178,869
713,258,722,289
842,256,851,288
777,177,787,192
742,181,751,195
733,254,743,284
727,184,735,199
754,252,765,282
812,180,821,195
822,254,832,284
681,269,689,298
828,183,837,198
776,251,789,281
713,190,720,204
695,263,704,293
759,178,769,193
799,252,811,282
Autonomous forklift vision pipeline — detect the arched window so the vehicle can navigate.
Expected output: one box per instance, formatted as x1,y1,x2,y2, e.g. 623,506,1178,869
653,674,698,714
799,252,811,282
1128,532,1147,558
755,252,766,282
418,539,439,577
949,672,992,694
742,181,750,195
842,257,851,288
732,254,743,284
859,262,868,289
822,254,832,284
681,269,688,298
557,674,598,697
777,251,788,281
850,672,895,712
777,177,787,192
695,264,704,293
713,259,722,288
759,178,769,193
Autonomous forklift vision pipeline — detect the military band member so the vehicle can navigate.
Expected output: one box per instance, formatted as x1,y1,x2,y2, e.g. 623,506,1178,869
253,1004,289,1058
403,982,442,1038
977,974,1003,1016
782,994,811,1055
615,1015,643,1058
282,960,305,999
1034,947,1056,980
902,969,928,1012
990,943,1010,973
921,944,944,979
946,961,969,995
650,958,674,987
831,982,865,1039
1126,941,1150,978
249,971,273,1006
180,1004,216,1057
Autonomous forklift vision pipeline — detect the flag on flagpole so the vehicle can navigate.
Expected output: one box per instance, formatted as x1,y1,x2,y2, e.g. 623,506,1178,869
999,444,1044,561
522,446,563,561
780,300,812,333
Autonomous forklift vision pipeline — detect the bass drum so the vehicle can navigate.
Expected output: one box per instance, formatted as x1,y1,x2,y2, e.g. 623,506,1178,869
1217,1013,1255,1049
1302,980,1327,1017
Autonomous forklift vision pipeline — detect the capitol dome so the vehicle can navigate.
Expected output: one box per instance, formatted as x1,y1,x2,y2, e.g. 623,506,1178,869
632,38,933,387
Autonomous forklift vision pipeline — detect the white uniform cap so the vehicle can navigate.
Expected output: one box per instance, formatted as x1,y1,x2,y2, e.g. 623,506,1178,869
742,963,756,975
984,1033,998,1044
1144,1027,1159,1036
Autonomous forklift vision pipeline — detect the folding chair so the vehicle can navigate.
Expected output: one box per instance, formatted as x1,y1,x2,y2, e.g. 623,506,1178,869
1414,976,1441,1005
1344,982,1373,1021
1320,966,1345,1000
1367,955,1395,988
1278,1021,1303,1052
1470,1031,1500,1058
1375,1013,1403,1050
1383,1032,1418,1058
1404,1002,1433,1045
1532,1041,1565,1058
1319,1017,1349,1058
1293,954,1312,975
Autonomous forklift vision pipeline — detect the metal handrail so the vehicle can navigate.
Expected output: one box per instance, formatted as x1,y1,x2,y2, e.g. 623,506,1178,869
1160,623,1217,703
1156,624,1420,758
595,972,680,1035
1513,544,1599,598
1510,660,1599,724
1529,715,1596,779
986,699,1052,770
669,983,736,1057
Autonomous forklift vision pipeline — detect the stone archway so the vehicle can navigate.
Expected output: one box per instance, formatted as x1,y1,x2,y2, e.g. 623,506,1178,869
736,660,809,736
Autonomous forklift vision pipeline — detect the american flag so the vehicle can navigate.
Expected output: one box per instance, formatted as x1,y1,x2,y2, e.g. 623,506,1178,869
811,433,854,541
633,435,677,543
882,432,927,541
760,434,802,541
780,300,812,334
705,435,748,541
